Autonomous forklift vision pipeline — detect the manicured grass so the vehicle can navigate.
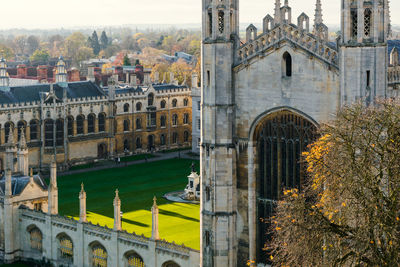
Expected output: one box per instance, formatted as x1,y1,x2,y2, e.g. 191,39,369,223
0,263,31,267
160,147,191,153
120,153,156,162
58,158,200,249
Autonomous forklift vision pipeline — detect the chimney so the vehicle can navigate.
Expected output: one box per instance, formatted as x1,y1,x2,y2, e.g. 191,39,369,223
37,65,48,82
17,64,27,78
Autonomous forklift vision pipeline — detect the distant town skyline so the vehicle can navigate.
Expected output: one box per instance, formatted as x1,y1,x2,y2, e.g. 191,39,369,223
1,0,399,29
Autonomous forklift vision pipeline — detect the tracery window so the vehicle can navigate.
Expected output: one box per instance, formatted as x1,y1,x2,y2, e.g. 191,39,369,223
58,234,73,263
44,119,54,147
98,113,106,132
364,9,372,37
88,114,95,133
67,116,74,136
351,9,358,39
162,261,180,267
77,115,84,135
218,11,224,34
17,121,26,141
148,93,154,106
30,120,38,140
29,227,42,252
91,243,107,267
4,122,13,143
208,11,213,36
125,251,144,267
56,119,64,146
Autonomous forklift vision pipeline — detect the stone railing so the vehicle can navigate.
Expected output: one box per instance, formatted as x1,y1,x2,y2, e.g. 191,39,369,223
388,66,400,85
236,24,338,68
156,239,197,258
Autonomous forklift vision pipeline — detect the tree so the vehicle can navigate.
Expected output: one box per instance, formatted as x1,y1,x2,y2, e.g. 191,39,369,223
30,48,50,63
100,31,109,50
13,35,27,55
269,101,400,266
26,35,40,55
123,54,131,66
63,32,88,66
169,59,192,85
90,31,101,55
0,44,14,60
76,47,94,64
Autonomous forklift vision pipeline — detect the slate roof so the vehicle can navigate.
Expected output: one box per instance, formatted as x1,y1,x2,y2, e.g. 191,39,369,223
0,174,47,198
0,81,106,105
105,83,188,96
388,40,400,55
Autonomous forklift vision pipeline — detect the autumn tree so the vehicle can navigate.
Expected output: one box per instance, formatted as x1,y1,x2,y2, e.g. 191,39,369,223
13,35,27,55
26,35,40,55
0,44,14,60
269,100,400,267
63,32,90,66
30,48,50,63
169,58,192,86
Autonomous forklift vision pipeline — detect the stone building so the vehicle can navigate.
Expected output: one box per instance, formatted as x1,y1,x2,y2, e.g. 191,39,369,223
200,0,397,266
0,57,193,171
191,73,201,154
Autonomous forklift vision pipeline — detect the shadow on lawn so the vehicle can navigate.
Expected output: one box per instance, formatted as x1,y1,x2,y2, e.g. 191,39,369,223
122,218,149,227
159,209,199,222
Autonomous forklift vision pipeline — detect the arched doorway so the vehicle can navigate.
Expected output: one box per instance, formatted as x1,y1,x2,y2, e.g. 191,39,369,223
98,143,107,159
254,110,317,263
147,135,154,151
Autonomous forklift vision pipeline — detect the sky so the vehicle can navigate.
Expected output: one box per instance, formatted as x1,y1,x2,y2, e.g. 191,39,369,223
1,0,399,29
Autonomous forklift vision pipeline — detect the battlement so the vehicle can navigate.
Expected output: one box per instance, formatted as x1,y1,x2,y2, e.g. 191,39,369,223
388,66,400,85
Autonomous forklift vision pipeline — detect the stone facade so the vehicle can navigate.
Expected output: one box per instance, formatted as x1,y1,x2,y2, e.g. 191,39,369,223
191,74,201,154
201,0,394,266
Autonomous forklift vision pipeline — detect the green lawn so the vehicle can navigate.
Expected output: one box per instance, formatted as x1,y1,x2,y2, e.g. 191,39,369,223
58,158,200,250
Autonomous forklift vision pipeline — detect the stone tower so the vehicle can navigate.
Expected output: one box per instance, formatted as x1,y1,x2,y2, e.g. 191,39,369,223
55,56,67,87
201,0,239,266
340,0,389,104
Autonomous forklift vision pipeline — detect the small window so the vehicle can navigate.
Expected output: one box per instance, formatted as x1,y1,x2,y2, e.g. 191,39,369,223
366,70,371,87
184,131,189,142
208,11,213,36
124,120,130,131
87,114,95,133
136,118,142,130
148,93,154,106
205,230,211,247
136,102,142,111
183,113,189,124
364,9,372,37
172,132,178,144
172,99,177,107
67,116,74,136
283,52,292,77
160,100,166,109
172,114,178,126
218,11,224,34
197,101,201,111
76,115,84,135
160,134,166,145
207,71,210,87
136,137,142,149
160,116,166,127
123,103,129,113
351,9,358,39
197,118,201,130
183,98,188,106
98,113,106,132
30,120,39,140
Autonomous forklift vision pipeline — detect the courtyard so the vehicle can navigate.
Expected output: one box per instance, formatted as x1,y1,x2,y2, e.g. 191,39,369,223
56,158,200,250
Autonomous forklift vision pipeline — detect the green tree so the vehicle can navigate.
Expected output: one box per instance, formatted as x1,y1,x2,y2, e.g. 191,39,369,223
0,44,14,60
63,32,88,66
100,31,109,50
269,101,400,267
76,47,94,63
30,48,50,63
123,54,131,66
90,31,101,55
26,35,40,55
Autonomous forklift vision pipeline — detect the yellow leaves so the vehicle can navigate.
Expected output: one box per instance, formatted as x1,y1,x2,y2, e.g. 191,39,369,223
246,260,256,266
370,240,374,244
396,217,400,222
276,227,282,231
322,246,327,251
270,255,274,260
341,202,346,207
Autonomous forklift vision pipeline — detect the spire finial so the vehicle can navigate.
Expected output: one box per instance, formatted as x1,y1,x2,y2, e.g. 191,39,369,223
30,168,33,177
314,0,323,26
153,196,157,207
7,127,14,145
284,0,289,6
115,189,119,198
18,127,26,149
81,183,85,192
274,0,282,24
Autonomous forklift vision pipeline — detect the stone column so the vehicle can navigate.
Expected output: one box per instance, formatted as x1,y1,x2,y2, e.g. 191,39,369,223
48,162,58,215
113,189,121,231
4,169,14,263
95,118,99,133
248,141,257,266
151,196,160,240
73,120,77,136
83,119,88,134
79,183,87,222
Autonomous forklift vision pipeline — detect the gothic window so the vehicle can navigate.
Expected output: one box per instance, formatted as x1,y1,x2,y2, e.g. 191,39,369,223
123,103,130,113
183,98,188,106
160,115,166,127
124,139,130,151
67,116,74,136
30,120,38,140
206,186,211,201
125,251,144,267
183,113,189,124
148,113,156,127
148,93,154,106
208,10,213,36
218,11,224,34
136,137,142,149
58,234,73,263
184,131,189,142
88,114,95,133
172,99,177,107
160,134,166,145
283,52,292,77
136,118,142,130
124,120,130,132
56,119,64,146
76,115,84,135
44,119,54,147
160,100,166,109
90,243,107,267
17,121,26,141
136,102,142,111
205,231,211,247
172,114,178,126
98,113,106,132
351,9,358,39
256,111,317,263
162,261,180,267
29,227,42,252
172,132,178,144
364,9,372,37
4,122,13,143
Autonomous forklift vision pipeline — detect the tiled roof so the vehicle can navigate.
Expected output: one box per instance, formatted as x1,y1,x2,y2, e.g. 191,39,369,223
0,174,47,198
388,40,400,55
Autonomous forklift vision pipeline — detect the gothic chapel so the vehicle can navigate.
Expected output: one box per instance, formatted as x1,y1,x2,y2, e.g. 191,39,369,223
201,0,394,266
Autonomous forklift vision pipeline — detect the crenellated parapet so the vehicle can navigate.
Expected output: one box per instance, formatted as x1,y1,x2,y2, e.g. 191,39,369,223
388,66,400,85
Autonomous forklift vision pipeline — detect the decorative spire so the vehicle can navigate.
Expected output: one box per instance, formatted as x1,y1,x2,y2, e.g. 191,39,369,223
153,196,158,208
80,183,85,193
29,168,33,177
274,0,281,24
314,0,323,26
151,196,160,240
18,127,26,149
113,189,121,231
7,127,14,146
79,182,87,222
284,0,289,6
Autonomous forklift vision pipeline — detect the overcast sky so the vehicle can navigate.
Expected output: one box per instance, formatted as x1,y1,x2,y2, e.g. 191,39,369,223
1,0,399,29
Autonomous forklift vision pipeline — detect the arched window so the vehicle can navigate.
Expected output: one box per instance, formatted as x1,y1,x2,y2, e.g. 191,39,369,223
172,132,178,144
90,242,107,267
184,131,189,142
56,119,64,146
148,93,154,106
17,121,26,141
160,134,166,145
136,102,142,111
30,120,38,140
44,119,54,147
172,114,178,126
162,261,180,267
98,113,106,132
124,120,130,132
282,52,292,77
136,137,142,149
136,118,142,130
28,226,42,252
364,8,372,37
125,251,144,267
183,113,189,124
88,114,95,133
218,10,224,34
67,116,74,136
160,100,166,109
123,103,130,113
183,98,188,106
351,9,358,39
76,115,84,135
255,111,317,263
160,115,166,127
4,122,13,143
58,234,73,264
172,99,177,107
124,139,130,151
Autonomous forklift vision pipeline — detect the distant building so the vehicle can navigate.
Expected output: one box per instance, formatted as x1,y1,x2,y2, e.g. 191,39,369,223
191,74,200,154
162,52,195,64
